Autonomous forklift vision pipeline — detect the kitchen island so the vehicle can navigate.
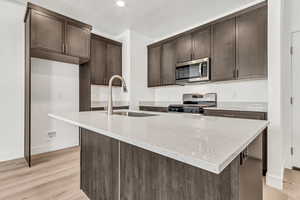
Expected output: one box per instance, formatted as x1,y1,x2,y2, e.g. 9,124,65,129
49,110,268,200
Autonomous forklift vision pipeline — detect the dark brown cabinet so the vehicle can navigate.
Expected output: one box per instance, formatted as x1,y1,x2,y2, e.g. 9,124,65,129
176,34,192,63
90,38,107,85
24,2,92,167
192,26,211,60
148,40,176,87
148,45,161,87
161,41,176,85
88,34,122,86
31,10,64,54
147,3,267,88
212,18,236,81
80,129,119,200
107,44,122,86
236,7,267,79
27,3,92,65
65,22,90,59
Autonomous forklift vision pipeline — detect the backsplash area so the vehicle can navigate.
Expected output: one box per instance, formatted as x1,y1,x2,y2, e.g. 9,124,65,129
91,85,129,102
153,80,268,102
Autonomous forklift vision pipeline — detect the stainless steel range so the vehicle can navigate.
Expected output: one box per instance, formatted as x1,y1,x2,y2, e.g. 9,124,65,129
168,93,217,114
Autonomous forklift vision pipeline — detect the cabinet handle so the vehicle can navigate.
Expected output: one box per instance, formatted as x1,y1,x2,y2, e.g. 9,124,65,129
233,69,236,79
236,69,239,79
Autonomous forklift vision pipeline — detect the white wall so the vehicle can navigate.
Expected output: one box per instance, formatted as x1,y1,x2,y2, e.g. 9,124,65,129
31,58,79,154
127,30,155,109
154,80,268,102
0,0,25,161
281,0,300,169
266,0,285,190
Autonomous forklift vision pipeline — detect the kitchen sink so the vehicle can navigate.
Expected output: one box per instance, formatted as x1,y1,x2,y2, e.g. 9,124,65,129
113,111,158,117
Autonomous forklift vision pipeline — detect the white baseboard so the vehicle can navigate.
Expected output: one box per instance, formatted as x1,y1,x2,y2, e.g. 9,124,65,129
32,142,79,155
266,172,283,190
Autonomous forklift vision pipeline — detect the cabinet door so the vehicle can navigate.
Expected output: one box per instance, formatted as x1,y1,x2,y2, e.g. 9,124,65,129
236,7,267,79
176,34,192,63
212,18,236,81
65,22,91,59
192,26,211,60
107,44,122,86
90,38,107,85
161,41,176,85
148,46,161,87
31,10,64,53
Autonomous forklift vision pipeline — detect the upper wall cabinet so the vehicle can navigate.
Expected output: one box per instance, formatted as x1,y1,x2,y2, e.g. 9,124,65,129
90,37,107,85
65,22,91,59
176,34,192,63
148,39,176,87
211,18,236,81
31,10,64,54
161,41,176,85
26,3,92,64
107,43,122,86
89,34,122,86
147,2,267,88
192,26,211,60
148,45,161,87
236,6,268,79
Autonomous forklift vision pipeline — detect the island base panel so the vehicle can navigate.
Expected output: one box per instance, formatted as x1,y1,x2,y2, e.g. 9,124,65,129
120,142,239,200
80,128,119,200
80,128,262,200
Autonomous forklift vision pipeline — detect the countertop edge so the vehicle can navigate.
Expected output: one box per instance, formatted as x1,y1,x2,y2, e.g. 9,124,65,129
217,121,269,172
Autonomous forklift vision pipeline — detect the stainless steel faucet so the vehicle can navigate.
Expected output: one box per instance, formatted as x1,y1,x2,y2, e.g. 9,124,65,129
107,75,128,115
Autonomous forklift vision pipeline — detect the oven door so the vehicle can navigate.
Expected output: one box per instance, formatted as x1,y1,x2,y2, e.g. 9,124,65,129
175,58,210,84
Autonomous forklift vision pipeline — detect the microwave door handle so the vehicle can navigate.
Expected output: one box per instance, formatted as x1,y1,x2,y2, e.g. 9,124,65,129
199,64,202,76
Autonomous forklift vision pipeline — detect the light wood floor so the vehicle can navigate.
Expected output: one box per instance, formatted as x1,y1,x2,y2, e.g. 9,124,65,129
0,147,88,200
0,147,299,200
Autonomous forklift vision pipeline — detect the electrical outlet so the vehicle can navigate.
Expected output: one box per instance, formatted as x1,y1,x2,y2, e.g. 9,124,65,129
48,131,56,139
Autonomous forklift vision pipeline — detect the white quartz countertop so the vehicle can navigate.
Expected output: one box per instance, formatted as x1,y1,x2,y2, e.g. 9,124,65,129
49,110,268,174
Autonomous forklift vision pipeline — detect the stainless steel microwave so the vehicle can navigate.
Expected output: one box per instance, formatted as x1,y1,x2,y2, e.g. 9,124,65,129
175,58,210,84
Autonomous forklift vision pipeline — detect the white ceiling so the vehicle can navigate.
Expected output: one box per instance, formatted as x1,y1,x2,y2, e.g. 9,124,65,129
20,0,262,40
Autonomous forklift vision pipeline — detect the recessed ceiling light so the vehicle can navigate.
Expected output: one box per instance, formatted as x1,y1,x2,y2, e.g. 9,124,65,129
116,0,126,7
